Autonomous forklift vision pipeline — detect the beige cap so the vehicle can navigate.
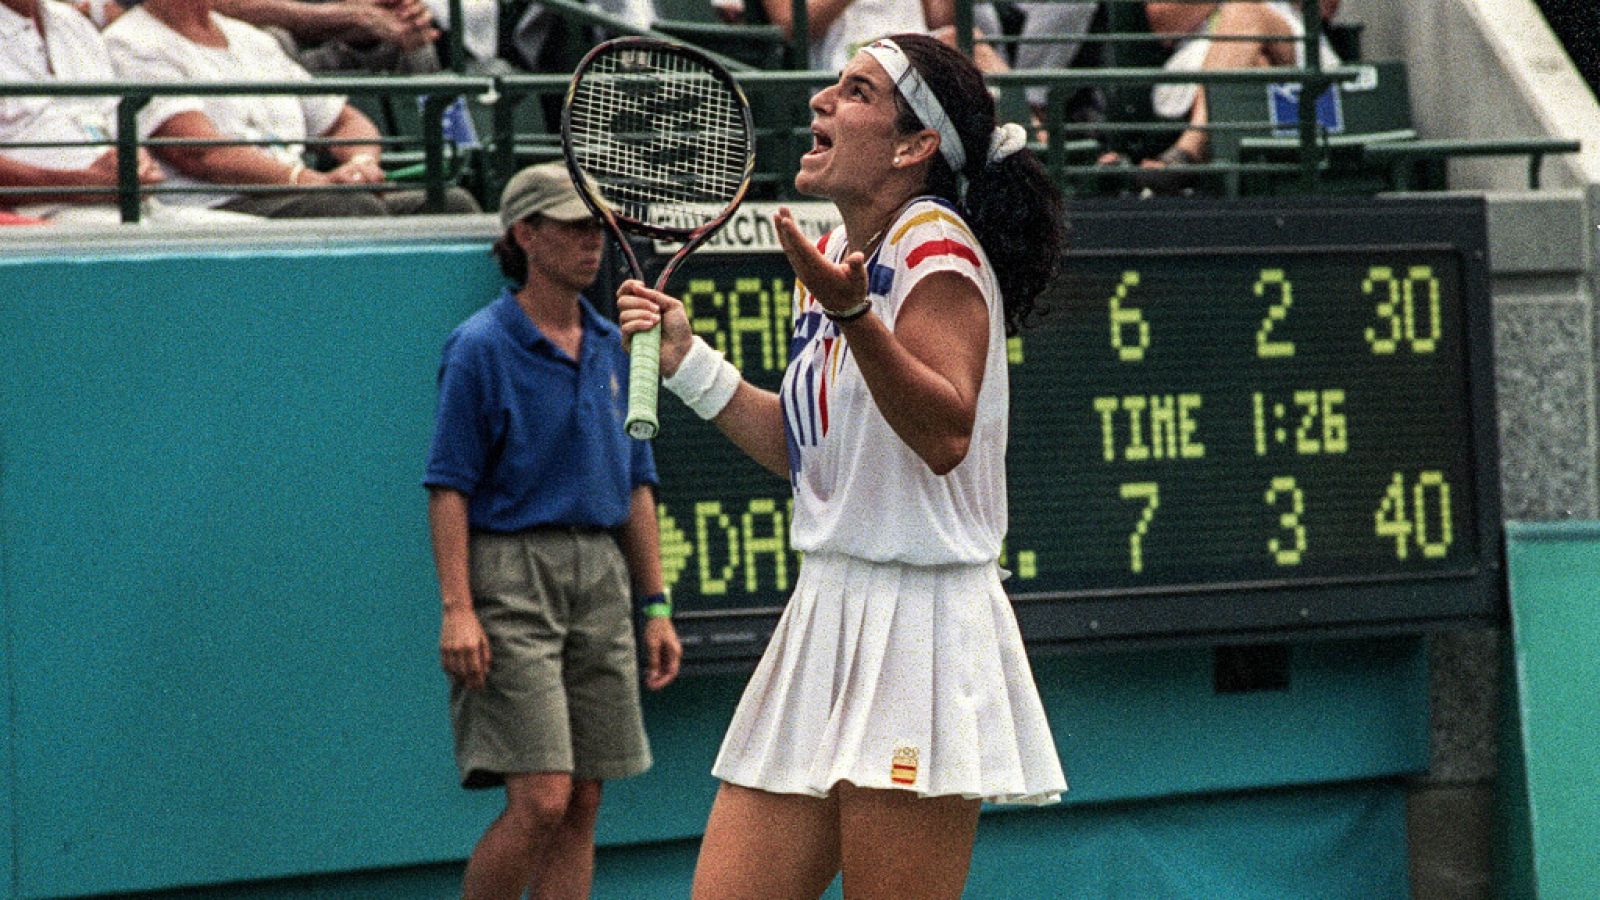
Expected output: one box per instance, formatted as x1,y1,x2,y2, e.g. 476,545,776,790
498,162,595,229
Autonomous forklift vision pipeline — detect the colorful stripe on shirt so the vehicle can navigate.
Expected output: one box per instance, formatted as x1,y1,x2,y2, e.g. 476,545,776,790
890,206,983,271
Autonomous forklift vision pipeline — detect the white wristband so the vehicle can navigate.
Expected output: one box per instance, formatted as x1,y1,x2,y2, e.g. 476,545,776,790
662,336,741,420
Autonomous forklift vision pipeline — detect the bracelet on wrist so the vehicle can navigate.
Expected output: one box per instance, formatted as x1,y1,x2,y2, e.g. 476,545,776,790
287,162,305,185
638,591,672,618
822,297,873,323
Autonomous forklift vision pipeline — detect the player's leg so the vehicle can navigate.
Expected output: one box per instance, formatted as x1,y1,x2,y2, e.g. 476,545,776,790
691,782,842,900
462,772,577,900
836,783,981,900
530,778,603,900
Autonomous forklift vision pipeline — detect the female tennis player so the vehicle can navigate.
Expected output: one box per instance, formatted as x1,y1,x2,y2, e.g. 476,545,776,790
617,33,1067,899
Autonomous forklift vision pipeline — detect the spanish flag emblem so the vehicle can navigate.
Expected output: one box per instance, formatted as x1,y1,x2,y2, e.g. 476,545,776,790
890,745,919,786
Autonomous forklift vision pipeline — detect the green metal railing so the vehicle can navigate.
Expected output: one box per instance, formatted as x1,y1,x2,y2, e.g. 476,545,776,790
0,76,491,221
0,0,1578,222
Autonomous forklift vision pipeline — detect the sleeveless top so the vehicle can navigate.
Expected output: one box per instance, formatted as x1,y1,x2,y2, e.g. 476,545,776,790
780,197,1008,565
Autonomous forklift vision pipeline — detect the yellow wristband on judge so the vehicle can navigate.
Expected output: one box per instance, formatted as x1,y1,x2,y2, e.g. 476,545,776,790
639,591,672,618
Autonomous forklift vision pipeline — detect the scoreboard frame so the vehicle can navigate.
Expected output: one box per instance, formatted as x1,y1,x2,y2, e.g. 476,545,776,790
619,195,1504,667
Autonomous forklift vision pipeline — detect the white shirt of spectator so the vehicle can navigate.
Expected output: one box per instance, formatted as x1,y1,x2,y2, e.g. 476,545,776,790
0,0,200,218
105,8,346,208
420,0,498,63
974,2,1099,108
810,0,928,73
510,0,653,70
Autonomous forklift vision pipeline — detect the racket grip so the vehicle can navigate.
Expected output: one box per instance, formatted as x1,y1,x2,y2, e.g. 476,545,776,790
625,325,662,440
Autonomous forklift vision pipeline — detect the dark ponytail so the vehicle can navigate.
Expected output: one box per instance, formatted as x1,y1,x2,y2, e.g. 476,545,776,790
887,33,1065,336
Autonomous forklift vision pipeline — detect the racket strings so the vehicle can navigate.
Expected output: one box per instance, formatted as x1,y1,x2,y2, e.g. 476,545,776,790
568,48,751,227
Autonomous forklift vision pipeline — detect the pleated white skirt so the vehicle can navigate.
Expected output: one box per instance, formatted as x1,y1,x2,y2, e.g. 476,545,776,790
711,552,1067,805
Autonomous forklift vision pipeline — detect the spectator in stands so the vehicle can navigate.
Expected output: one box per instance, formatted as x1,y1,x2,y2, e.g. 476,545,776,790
510,0,656,131
1134,0,1340,177
0,0,256,225
508,0,653,73
720,0,949,72
104,0,479,218
420,0,502,73
975,1,1099,101
209,0,441,73
973,2,1101,137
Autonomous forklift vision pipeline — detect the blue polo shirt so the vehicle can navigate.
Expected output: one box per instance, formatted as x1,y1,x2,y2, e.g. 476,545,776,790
423,288,657,532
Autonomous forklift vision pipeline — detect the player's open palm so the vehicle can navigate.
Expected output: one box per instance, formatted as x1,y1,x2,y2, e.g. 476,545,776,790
775,206,867,315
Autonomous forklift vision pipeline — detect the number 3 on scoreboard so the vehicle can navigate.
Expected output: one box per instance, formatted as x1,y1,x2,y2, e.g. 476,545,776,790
1120,482,1160,573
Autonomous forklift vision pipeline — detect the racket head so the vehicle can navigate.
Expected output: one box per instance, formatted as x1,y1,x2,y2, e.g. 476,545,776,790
560,37,756,246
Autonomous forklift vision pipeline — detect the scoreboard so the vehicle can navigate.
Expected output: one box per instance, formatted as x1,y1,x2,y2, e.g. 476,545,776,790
627,196,1503,665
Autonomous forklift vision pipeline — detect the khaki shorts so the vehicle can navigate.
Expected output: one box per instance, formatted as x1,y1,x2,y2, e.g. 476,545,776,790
452,528,651,788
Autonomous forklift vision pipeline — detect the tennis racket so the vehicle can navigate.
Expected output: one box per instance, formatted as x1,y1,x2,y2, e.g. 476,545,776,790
561,37,757,440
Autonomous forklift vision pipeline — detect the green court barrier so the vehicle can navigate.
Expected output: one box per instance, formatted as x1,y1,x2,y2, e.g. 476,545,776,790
1498,522,1600,900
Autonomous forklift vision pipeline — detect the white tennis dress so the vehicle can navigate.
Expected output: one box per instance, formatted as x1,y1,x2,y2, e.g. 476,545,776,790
710,198,1066,805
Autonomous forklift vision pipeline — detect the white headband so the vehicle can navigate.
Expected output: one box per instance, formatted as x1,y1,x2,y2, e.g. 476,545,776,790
860,38,967,173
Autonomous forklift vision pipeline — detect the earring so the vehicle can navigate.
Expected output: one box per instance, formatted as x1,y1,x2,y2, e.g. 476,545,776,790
892,155,902,167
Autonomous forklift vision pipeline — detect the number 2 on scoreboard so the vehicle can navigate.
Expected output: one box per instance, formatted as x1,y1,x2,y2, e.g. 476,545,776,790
1255,269,1295,359
1120,482,1160,573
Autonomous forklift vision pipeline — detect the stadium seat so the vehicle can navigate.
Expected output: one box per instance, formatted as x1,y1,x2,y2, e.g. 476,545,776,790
1207,60,1579,192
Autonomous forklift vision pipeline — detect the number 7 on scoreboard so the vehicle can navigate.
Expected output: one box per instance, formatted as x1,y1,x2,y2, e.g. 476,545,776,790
1120,482,1160,573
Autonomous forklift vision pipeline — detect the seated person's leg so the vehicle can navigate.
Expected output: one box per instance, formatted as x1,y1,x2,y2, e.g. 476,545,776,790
379,186,483,215
217,190,392,218
1146,2,1298,170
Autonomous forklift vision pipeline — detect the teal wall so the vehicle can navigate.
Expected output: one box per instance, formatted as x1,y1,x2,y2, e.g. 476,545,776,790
123,781,1411,899
0,244,506,897
0,241,1428,898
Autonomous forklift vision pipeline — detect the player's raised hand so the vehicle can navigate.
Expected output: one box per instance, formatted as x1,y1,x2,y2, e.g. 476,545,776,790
616,280,695,377
774,206,868,317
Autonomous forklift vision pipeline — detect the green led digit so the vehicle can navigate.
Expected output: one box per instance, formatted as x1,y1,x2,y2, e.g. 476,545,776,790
741,497,788,590
1265,476,1306,565
1404,266,1442,353
1119,482,1160,573
1375,472,1454,560
684,278,722,348
656,503,693,593
772,277,793,371
1293,390,1321,454
1413,471,1454,558
1108,271,1149,362
1321,390,1348,453
1364,267,1401,354
694,501,737,594
726,276,773,371
1252,392,1267,456
1374,473,1412,559
1254,269,1295,358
